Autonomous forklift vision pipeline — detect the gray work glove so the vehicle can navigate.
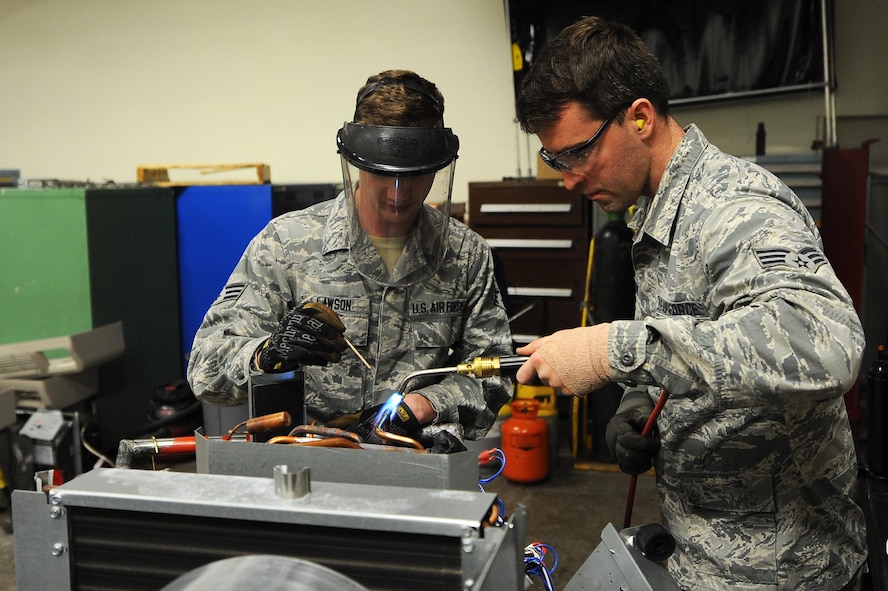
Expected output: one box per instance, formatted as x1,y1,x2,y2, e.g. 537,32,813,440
605,389,660,475
256,302,347,373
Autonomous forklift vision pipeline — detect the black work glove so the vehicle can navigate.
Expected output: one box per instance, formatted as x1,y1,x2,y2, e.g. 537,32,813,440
605,389,661,475
427,430,468,454
350,400,421,445
256,302,347,373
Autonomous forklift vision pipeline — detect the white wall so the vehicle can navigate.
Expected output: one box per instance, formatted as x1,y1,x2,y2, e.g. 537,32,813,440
1,0,886,201
0,0,521,203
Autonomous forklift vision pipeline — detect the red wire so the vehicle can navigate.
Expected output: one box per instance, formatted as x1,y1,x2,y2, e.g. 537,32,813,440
623,389,669,529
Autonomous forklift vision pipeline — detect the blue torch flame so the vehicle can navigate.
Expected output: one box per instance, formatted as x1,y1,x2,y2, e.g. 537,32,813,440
374,392,404,428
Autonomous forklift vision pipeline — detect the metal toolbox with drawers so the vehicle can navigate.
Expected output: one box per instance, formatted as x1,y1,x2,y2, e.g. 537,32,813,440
468,179,598,343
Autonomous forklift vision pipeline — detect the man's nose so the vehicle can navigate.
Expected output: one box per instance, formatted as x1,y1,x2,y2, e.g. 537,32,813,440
560,169,583,191
388,178,404,196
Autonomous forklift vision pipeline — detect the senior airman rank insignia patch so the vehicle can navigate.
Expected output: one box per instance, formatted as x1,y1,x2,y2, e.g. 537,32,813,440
754,246,826,271
212,282,247,306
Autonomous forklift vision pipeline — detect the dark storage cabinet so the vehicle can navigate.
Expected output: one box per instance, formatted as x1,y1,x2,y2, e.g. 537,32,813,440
468,180,596,343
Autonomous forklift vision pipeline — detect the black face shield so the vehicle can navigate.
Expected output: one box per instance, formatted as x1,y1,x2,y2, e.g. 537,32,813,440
336,123,459,176
336,123,459,287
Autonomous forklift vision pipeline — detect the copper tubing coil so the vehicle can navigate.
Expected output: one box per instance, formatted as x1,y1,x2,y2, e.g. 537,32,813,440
264,423,425,452
266,435,363,449
288,425,363,445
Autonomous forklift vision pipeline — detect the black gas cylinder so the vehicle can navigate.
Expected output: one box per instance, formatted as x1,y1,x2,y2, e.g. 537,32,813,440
868,344,888,477
590,210,635,462
591,211,635,324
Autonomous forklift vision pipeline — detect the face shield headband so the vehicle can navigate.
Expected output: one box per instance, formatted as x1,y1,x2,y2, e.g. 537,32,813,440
336,123,459,176
337,124,459,287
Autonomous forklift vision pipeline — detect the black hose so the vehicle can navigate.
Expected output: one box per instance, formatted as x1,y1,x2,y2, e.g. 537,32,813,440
130,401,202,438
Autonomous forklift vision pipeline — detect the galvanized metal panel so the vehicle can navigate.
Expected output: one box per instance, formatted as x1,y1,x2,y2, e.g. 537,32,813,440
564,522,680,590
195,429,479,491
14,468,524,591
49,468,492,537
12,488,73,590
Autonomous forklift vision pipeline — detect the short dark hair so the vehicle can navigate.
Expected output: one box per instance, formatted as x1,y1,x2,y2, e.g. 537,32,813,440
516,16,670,134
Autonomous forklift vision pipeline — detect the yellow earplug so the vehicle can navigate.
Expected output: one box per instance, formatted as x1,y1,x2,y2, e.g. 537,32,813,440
636,119,645,130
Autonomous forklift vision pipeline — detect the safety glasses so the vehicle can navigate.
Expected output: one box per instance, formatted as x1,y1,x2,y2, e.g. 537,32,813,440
539,114,615,172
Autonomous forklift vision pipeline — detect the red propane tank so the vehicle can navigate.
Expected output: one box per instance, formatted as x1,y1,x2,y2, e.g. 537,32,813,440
502,398,550,483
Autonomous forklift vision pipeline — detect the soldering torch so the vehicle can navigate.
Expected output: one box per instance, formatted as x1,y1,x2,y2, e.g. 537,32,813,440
370,355,530,450
394,355,529,398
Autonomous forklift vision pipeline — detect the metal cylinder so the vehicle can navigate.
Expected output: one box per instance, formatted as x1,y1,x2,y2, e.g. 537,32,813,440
273,465,311,499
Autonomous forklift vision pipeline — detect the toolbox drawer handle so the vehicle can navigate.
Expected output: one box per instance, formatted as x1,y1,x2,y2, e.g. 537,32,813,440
485,239,573,249
479,203,573,214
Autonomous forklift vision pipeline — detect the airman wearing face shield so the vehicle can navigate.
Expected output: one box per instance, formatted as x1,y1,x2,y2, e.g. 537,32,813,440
336,74,461,286
337,121,459,286
187,70,514,444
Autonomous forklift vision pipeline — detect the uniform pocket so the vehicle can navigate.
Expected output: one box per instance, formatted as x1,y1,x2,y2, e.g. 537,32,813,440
412,318,459,349
302,295,370,418
321,297,370,347
679,472,778,585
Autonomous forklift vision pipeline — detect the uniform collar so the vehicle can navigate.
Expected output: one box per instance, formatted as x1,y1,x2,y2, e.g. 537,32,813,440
629,124,708,246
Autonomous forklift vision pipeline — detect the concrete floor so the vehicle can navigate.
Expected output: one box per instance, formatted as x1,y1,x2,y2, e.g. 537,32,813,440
0,415,661,591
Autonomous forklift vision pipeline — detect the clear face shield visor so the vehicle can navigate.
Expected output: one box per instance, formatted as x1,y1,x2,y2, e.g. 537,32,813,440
336,123,459,286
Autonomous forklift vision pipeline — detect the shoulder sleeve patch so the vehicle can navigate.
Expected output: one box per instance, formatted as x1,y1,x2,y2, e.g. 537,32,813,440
212,283,247,306
753,246,826,272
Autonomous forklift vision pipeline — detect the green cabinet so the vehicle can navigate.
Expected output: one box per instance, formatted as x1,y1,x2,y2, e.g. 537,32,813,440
1,186,182,450
1,188,93,343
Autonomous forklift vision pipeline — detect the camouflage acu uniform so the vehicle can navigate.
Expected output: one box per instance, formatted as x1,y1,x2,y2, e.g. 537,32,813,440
187,193,513,441
609,125,866,590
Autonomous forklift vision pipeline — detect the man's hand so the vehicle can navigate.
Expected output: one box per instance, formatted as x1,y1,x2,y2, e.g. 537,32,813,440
606,390,660,475
256,302,347,373
516,323,611,395
350,399,421,444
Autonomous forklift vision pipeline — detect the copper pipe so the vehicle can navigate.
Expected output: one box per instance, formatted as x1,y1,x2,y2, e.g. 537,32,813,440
300,438,363,449
288,425,363,445
224,411,292,441
266,436,296,445
373,425,426,451
265,435,362,449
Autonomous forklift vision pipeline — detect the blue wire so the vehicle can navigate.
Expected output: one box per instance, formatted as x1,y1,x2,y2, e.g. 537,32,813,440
535,543,558,572
479,448,506,484
478,448,508,525
524,542,559,591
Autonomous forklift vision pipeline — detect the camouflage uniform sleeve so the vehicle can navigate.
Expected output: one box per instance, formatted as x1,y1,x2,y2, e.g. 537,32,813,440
186,223,293,406
609,194,864,402
412,228,514,440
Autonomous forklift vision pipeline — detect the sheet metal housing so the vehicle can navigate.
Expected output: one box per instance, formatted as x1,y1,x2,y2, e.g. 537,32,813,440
195,428,480,491
13,467,525,591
